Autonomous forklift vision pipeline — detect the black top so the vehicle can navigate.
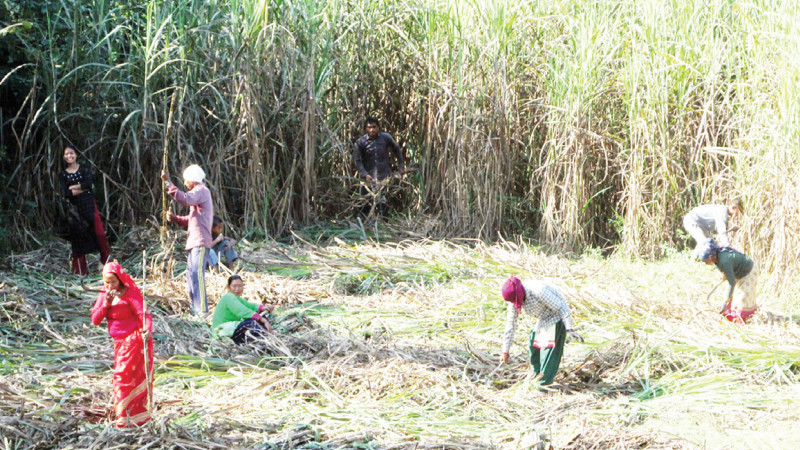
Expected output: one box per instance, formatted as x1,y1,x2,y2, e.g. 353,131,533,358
353,132,404,181
59,165,98,256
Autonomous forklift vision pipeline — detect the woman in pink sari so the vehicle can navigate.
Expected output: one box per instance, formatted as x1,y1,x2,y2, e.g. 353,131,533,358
90,261,154,427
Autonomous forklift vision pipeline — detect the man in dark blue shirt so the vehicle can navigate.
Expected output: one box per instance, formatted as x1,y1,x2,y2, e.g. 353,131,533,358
353,117,405,217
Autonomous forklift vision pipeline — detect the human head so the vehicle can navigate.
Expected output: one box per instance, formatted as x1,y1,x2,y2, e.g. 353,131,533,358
103,271,122,291
501,276,526,314
211,216,225,236
227,274,244,296
63,146,78,165
182,164,205,189
365,117,379,139
101,261,141,297
693,238,719,264
728,197,744,216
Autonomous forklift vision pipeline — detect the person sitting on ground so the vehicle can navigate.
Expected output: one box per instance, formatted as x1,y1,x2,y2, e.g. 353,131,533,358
499,276,583,386
212,275,274,344
683,197,743,249
209,215,239,269
694,238,759,324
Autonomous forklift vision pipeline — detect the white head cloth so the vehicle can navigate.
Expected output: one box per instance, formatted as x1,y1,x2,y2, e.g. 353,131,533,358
182,164,205,183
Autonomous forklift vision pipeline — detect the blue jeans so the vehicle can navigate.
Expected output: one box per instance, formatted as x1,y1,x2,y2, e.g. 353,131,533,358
210,240,238,267
186,247,211,315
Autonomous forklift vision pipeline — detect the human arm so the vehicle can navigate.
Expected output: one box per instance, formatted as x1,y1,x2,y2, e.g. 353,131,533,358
90,291,112,325
78,165,93,191
717,255,737,308
169,184,210,207
164,209,189,228
220,292,261,320
353,139,371,180
537,285,576,331
500,302,518,364
715,210,731,247
59,171,72,197
67,166,92,195
386,134,405,172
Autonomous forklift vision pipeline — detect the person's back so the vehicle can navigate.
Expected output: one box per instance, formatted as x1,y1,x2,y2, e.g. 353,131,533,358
683,200,741,247
715,248,754,283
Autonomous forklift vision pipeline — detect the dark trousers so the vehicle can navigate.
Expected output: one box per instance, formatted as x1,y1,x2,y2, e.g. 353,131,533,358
232,319,268,344
528,321,567,385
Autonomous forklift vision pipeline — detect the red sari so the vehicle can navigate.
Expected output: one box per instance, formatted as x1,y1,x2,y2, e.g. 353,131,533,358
112,329,154,426
91,262,154,427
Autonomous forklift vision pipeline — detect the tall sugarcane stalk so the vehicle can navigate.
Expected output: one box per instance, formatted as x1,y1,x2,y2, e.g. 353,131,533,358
161,90,178,251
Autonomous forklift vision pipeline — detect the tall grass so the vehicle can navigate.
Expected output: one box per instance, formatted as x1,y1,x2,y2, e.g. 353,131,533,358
2,0,800,278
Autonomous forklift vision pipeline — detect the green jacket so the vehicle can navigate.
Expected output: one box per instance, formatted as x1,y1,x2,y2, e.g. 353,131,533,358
212,292,261,338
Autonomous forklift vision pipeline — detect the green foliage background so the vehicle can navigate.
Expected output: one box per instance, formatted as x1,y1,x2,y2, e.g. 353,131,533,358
2,0,798,276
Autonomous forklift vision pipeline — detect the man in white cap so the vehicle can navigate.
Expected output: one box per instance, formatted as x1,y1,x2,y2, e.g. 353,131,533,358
161,165,213,315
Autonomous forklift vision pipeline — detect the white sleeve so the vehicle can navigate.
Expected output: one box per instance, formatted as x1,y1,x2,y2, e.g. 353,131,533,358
502,302,517,354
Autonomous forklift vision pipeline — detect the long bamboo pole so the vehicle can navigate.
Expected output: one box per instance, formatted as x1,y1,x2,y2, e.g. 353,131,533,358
141,250,154,414
161,91,178,249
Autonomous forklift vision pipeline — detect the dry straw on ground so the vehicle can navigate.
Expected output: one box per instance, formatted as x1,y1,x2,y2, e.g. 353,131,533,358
3,225,800,449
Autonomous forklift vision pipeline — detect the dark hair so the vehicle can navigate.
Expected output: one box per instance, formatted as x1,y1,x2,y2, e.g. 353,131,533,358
729,196,744,214
227,274,242,287
213,215,223,226
365,117,379,127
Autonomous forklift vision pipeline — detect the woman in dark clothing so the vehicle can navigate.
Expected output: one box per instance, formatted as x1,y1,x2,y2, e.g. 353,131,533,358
59,146,111,274
694,238,759,323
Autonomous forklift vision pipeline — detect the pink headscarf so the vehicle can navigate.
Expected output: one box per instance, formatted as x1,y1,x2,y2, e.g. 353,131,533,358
102,261,143,300
501,276,525,314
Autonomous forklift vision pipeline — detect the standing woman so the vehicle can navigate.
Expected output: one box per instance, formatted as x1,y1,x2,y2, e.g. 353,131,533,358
59,146,111,274
695,238,759,323
90,261,154,427
500,276,583,386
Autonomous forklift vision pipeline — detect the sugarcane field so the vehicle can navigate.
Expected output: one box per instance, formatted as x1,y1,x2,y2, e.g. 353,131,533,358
3,0,800,449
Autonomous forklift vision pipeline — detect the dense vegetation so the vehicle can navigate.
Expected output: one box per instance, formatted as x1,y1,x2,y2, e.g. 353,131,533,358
2,0,799,278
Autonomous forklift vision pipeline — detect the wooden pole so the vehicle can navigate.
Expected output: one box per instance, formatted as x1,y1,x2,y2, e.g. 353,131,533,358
141,250,154,414
161,91,178,250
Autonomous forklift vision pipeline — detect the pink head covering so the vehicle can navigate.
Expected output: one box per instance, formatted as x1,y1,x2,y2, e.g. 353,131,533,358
501,276,525,314
102,261,143,300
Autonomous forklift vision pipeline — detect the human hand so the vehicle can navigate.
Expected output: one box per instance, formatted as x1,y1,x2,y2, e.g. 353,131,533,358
161,170,170,182
365,174,374,183
260,318,274,333
567,329,584,343
500,352,509,365
70,188,83,196
164,210,173,221
142,328,151,341
68,184,81,191
225,239,237,249
105,290,119,307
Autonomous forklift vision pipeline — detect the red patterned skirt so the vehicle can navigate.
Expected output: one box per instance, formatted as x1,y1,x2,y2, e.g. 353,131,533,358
112,330,154,427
